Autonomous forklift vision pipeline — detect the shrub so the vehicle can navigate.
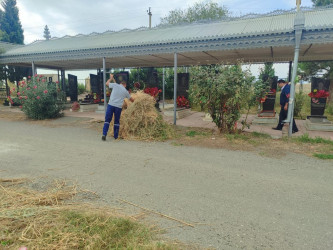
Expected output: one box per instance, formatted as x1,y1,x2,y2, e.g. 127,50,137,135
294,91,306,119
10,75,66,120
189,63,254,133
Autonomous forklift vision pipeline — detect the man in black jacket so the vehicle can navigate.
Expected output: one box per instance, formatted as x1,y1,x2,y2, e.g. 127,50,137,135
273,79,298,133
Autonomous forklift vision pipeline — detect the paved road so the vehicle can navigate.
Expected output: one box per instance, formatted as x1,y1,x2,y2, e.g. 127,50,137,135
0,118,332,249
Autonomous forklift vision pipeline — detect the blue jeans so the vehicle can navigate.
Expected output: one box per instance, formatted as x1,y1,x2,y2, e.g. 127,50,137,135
102,105,122,139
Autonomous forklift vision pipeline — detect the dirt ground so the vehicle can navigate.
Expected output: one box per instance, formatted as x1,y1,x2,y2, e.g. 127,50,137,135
0,109,333,249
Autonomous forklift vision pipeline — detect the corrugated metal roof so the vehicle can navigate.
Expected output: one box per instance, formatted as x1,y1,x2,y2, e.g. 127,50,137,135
2,10,299,56
3,7,332,57
0,41,24,53
304,8,333,29
0,6,332,69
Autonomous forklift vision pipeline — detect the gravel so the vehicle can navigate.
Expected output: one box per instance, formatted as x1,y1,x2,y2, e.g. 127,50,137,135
1,118,332,249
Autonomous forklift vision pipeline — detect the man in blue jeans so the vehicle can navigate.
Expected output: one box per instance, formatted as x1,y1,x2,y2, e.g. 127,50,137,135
102,74,134,141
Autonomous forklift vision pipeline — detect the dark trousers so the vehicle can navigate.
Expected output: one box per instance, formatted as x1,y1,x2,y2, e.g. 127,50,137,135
102,105,122,139
277,107,298,131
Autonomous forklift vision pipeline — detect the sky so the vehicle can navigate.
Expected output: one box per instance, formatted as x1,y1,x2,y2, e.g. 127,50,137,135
13,0,315,81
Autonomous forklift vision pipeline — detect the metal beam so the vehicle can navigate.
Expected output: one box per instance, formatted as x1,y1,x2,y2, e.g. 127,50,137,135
302,44,313,56
177,53,196,62
150,54,173,63
203,51,219,61
125,56,153,63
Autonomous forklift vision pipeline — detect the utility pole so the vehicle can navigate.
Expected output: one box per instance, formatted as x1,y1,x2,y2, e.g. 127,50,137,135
296,0,301,11
147,7,152,28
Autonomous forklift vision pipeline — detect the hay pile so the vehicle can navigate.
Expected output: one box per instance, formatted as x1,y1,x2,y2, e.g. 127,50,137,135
0,178,192,249
0,178,151,249
110,91,173,140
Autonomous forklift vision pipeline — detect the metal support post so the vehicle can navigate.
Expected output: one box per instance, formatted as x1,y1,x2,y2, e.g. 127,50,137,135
287,48,300,136
103,57,107,114
173,53,178,125
61,70,66,92
162,67,165,110
283,10,305,137
32,61,35,77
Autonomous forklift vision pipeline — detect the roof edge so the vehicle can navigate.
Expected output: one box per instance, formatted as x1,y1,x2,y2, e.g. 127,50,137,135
26,5,333,45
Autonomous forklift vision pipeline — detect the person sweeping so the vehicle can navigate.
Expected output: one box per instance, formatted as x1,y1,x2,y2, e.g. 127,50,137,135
102,74,134,141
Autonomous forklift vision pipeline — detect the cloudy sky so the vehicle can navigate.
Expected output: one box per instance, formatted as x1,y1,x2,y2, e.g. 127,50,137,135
16,0,314,44
13,0,314,80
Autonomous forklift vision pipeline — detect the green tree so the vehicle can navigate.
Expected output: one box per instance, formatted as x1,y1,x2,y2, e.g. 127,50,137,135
43,25,51,40
157,1,230,102
0,0,27,95
259,62,275,80
257,62,276,104
0,9,5,40
189,63,254,133
238,64,276,131
159,1,228,25
311,0,333,6
0,0,24,44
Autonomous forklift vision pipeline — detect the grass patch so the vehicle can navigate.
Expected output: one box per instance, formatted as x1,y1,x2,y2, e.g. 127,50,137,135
0,178,187,249
251,131,271,139
225,133,250,141
226,132,270,141
172,123,331,160
294,133,333,145
186,130,198,137
174,126,212,139
313,153,333,160
185,130,209,137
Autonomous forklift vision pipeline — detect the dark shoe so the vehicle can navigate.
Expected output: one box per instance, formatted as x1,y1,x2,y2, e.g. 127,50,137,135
272,127,282,131
292,130,298,134
102,135,106,141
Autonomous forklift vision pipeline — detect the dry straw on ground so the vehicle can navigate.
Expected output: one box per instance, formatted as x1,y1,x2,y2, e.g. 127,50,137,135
110,91,173,140
0,178,191,249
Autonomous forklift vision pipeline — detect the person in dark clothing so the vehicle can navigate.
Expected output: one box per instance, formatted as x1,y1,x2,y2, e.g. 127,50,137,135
273,79,298,133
